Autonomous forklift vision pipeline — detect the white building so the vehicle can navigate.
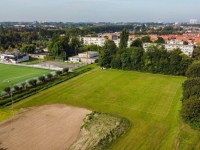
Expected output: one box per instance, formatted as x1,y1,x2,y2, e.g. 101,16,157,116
69,51,99,64
0,52,29,63
143,43,193,56
190,19,197,24
82,37,133,47
165,39,184,45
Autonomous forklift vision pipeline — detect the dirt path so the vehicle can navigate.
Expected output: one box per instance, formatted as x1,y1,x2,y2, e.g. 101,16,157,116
0,104,91,150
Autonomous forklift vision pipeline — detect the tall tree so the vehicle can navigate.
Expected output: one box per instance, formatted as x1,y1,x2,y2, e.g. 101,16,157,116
119,28,129,49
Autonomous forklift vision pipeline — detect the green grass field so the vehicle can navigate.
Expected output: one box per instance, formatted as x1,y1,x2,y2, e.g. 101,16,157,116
0,63,52,92
3,64,200,149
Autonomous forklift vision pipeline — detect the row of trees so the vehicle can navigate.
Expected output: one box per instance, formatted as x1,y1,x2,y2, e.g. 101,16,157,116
3,67,69,95
99,28,192,76
181,63,200,130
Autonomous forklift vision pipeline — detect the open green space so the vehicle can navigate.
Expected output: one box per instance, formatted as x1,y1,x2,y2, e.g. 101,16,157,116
2,64,200,149
0,63,52,92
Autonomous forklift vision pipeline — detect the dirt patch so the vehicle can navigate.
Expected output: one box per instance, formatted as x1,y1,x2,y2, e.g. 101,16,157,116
0,104,91,150
35,61,85,71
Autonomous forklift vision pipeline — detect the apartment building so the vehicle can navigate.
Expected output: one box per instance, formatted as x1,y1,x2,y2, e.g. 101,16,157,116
82,37,133,47
143,43,193,56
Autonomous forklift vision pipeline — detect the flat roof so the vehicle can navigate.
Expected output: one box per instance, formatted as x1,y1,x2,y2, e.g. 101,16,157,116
79,51,99,55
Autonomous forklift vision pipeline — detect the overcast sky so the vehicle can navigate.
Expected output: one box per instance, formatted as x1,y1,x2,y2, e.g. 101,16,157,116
1,0,199,22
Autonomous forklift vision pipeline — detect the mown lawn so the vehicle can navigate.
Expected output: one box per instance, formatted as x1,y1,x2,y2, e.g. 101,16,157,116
4,64,200,150
0,63,52,92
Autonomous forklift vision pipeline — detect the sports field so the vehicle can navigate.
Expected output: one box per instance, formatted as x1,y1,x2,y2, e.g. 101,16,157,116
0,63,52,92
4,65,200,149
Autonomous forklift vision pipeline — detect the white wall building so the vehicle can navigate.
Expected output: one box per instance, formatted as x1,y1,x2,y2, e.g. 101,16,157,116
0,53,29,63
82,37,133,48
190,19,197,24
165,39,184,45
69,51,99,64
143,43,193,56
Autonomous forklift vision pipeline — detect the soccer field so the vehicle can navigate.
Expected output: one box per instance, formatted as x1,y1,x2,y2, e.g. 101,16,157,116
0,63,52,92
4,65,200,149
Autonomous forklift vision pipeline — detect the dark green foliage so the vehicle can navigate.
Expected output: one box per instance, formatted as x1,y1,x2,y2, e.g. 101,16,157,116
154,37,165,44
99,49,112,68
186,63,200,78
119,28,129,49
181,96,200,130
4,87,10,95
14,85,19,91
103,40,117,55
63,67,69,73
56,70,62,76
28,79,37,87
47,73,53,79
21,44,36,53
82,44,100,52
38,76,45,83
130,38,142,47
183,40,188,45
141,36,152,43
100,43,192,76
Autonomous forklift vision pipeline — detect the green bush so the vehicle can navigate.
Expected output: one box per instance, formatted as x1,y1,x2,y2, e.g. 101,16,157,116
181,96,200,130
47,73,53,79
14,85,20,91
4,87,11,95
186,62,200,78
38,76,45,83
63,67,69,74
28,79,37,87
56,70,62,76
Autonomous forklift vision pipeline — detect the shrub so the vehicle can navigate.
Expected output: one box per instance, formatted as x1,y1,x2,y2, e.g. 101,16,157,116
63,67,69,74
4,87,11,95
186,63,200,78
47,73,53,79
28,79,37,86
14,85,20,91
181,96,200,129
56,70,62,76
38,76,45,83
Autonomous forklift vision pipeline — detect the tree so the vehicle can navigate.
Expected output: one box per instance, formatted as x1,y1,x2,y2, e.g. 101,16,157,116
183,40,188,45
4,87,11,95
103,40,117,55
119,28,129,49
47,73,53,79
181,96,200,129
186,62,200,78
99,49,111,68
28,79,37,86
130,38,142,47
63,67,69,74
21,44,36,53
56,70,62,76
154,37,165,44
141,36,151,43
38,76,45,83
14,85,19,91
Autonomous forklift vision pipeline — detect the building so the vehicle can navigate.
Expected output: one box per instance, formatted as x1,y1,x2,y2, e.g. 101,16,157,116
82,37,133,47
143,43,193,56
68,51,99,64
190,19,197,24
0,50,29,63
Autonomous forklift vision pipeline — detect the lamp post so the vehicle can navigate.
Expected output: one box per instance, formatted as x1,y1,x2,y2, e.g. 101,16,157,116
8,81,14,116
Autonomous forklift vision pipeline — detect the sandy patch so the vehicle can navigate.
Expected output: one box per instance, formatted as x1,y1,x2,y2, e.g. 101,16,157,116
0,104,91,150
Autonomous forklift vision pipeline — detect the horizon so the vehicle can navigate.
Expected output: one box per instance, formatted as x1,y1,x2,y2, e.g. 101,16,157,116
1,0,200,22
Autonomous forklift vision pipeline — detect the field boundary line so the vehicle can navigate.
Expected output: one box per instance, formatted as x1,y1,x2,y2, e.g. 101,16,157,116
102,102,166,117
166,84,180,116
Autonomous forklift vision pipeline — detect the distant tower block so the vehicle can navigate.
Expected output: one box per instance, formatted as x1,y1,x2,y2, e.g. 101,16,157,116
190,19,197,24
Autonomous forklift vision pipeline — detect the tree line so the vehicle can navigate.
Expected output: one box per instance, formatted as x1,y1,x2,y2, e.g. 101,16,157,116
99,28,192,76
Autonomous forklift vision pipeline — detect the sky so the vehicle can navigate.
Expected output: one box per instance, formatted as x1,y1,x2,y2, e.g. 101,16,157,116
0,0,200,22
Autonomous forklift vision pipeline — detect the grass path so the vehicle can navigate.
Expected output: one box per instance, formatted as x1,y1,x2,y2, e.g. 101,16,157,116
2,65,200,149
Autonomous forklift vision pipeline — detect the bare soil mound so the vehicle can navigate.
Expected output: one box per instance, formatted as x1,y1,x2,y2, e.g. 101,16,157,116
0,104,91,150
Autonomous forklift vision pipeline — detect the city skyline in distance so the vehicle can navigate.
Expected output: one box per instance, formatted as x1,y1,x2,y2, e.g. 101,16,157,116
1,0,200,23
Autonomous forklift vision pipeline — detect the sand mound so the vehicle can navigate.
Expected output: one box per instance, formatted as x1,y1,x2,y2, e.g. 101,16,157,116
0,104,91,150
